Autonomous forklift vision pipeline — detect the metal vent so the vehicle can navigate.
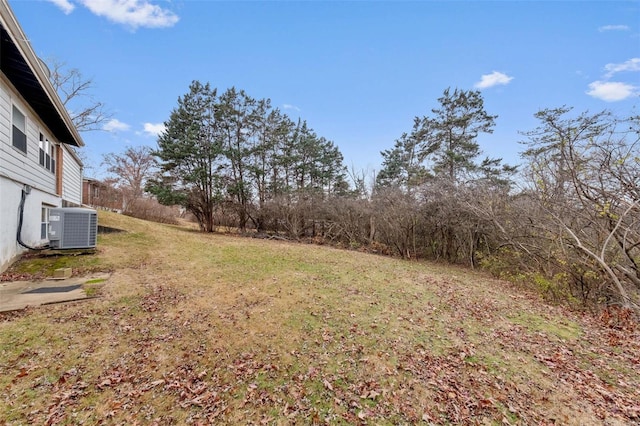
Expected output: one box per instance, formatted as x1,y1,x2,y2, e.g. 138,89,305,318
48,208,98,249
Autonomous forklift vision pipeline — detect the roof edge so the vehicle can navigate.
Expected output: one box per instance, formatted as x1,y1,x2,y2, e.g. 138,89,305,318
0,0,84,147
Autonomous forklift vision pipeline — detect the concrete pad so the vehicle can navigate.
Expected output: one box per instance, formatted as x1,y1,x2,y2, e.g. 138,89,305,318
0,273,110,312
53,267,73,279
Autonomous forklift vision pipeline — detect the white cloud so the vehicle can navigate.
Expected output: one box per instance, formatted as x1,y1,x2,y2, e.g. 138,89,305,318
283,104,301,112
604,58,640,78
53,0,179,29
586,81,638,102
142,122,166,137
103,118,131,132
598,25,630,32
474,71,514,89
80,0,179,29
47,0,75,14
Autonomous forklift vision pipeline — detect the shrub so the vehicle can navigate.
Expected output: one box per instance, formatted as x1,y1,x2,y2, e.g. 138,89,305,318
124,198,180,225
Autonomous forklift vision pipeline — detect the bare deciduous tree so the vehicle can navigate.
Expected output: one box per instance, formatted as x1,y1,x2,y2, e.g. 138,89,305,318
48,58,111,132
521,108,639,309
103,146,156,213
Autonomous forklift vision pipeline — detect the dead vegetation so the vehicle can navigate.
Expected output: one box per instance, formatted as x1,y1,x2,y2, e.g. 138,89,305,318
0,211,638,425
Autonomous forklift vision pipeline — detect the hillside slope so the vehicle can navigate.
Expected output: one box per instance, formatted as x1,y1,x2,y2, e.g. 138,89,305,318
1,211,639,425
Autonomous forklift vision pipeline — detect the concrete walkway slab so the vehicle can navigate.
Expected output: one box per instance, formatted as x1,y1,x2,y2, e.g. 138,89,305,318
0,273,110,312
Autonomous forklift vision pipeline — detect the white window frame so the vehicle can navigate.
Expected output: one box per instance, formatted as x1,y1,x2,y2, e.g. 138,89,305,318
50,142,56,174
41,205,53,240
39,133,44,164
12,105,27,154
39,133,56,173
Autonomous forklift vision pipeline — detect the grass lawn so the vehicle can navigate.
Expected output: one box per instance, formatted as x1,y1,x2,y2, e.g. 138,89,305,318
1,211,639,425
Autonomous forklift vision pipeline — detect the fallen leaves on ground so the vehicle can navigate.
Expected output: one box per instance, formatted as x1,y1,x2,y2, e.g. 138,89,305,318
1,212,639,425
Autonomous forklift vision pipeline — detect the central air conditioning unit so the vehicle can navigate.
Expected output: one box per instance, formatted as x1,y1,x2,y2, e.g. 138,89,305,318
48,207,98,249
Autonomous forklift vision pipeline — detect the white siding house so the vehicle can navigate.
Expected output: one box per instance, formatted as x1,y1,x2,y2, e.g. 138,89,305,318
0,0,85,272
62,145,83,205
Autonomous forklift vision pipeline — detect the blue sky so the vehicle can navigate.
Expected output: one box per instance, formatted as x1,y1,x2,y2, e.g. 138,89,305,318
10,0,640,179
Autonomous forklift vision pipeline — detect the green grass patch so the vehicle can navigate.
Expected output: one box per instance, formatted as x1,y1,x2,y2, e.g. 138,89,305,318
0,211,636,425
83,278,108,297
8,252,103,277
507,312,582,341
83,286,99,297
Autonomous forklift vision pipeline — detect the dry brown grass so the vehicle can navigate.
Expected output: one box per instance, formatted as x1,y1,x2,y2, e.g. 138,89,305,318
1,211,638,425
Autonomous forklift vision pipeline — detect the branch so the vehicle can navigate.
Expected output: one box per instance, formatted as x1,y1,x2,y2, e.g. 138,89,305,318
548,208,634,308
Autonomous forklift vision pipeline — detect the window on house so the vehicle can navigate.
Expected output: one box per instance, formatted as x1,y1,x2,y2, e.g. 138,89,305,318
12,106,27,153
50,143,56,173
39,134,45,165
46,141,51,170
41,205,52,239
39,133,56,173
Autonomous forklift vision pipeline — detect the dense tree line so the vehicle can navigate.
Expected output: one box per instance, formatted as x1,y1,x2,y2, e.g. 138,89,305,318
50,51,638,312
147,81,349,233
107,82,638,311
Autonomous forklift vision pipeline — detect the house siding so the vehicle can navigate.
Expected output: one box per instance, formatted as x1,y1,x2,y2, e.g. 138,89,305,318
0,0,85,273
0,176,61,271
62,145,82,205
0,78,57,194
0,77,82,272
0,81,8,144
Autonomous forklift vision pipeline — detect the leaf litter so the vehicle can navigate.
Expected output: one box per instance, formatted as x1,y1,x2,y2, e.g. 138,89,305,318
0,211,638,425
